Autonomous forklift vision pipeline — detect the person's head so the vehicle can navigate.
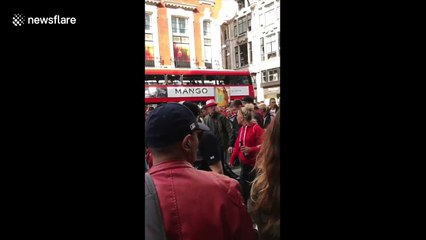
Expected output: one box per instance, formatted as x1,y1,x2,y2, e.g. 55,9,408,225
182,101,202,121
230,99,243,115
249,110,280,236
145,103,210,164
200,106,207,117
237,103,255,125
242,96,254,105
205,99,217,116
257,103,267,114
269,98,277,109
225,107,232,116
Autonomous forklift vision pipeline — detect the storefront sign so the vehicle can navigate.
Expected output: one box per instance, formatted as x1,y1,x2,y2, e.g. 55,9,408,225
167,86,215,97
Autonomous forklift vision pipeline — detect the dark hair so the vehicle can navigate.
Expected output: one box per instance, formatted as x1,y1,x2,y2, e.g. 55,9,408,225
182,101,200,117
242,96,254,104
231,100,243,108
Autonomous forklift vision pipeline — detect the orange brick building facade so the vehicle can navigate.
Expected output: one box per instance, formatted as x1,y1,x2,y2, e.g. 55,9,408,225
145,0,224,69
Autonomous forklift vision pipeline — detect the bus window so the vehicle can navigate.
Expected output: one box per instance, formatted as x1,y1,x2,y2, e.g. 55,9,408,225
167,74,182,85
227,76,251,85
145,74,165,85
205,75,218,85
182,75,203,85
214,75,227,85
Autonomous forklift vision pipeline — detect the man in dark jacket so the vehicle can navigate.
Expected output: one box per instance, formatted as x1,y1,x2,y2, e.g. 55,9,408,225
204,99,232,166
228,100,243,166
258,103,272,129
145,103,257,240
182,101,223,174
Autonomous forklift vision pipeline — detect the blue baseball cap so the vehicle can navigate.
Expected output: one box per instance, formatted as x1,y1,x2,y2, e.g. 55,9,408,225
145,103,210,148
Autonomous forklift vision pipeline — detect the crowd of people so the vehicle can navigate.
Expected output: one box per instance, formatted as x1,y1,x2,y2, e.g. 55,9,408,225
145,96,280,240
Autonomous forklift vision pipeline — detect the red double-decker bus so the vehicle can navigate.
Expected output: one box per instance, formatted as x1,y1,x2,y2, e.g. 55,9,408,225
145,68,255,105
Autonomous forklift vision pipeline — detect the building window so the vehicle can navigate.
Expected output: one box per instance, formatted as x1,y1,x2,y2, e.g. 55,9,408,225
172,17,188,34
278,31,280,56
247,13,252,31
203,20,211,36
203,20,212,69
235,46,239,68
224,49,229,69
237,0,245,10
265,3,276,26
145,13,154,67
226,48,231,69
172,17,190,68
145,13,152,31
265,9,276,26
261,68,280,83
259,9,265,27
266,34,277,59
249,42,252,64
234,20,237,37
239,43,248,67
268,69,279,82
262,71,267,83
223,28,228,41
260,37,265,61
238,17,246,35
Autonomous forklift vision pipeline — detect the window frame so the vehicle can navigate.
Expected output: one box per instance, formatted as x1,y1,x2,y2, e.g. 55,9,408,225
248,41,252,64
265,34,277,60
203,20,212,68
172,16,189,36
239,43,248,67
234,46,239,68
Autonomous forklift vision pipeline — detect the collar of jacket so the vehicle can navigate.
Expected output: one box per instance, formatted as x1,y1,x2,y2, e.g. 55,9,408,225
149,160,193,174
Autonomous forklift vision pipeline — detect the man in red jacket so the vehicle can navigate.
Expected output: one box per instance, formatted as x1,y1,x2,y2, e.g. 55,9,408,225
146,103,257,240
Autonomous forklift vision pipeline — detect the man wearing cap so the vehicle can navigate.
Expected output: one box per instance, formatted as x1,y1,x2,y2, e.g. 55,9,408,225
203,99,233,169
146,103,257,240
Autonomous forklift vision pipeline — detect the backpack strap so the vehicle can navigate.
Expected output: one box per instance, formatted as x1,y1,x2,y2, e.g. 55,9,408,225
145,173,168,240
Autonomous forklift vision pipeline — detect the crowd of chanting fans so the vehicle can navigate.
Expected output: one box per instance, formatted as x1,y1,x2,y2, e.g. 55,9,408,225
145,96,280,240
145,96,279,130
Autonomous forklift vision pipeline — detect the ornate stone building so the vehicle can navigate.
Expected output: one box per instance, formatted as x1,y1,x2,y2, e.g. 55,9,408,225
220,0,280,103
145,0,224,69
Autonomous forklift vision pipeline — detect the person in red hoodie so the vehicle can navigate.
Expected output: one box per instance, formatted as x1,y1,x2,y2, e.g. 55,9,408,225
229,103,264,204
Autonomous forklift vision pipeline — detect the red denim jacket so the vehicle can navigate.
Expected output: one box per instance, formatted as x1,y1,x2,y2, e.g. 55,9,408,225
148,160,257,240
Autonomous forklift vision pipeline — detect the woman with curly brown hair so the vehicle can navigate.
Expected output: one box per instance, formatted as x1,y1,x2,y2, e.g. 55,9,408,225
248,110,280,240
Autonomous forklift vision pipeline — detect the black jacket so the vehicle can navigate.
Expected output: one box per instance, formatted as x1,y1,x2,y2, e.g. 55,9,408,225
228,115,240,147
